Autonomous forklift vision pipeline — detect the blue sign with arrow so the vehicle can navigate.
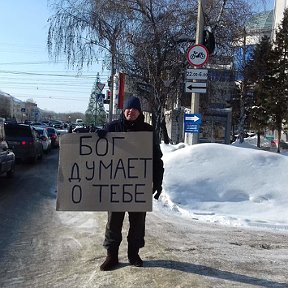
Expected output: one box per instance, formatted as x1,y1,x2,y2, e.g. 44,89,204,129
184,113,202,133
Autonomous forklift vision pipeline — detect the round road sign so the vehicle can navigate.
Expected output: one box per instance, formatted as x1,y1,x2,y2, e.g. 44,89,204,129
186,44,209,67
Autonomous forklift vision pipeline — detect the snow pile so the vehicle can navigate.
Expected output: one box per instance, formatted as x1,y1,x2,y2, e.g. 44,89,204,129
158,141,288,230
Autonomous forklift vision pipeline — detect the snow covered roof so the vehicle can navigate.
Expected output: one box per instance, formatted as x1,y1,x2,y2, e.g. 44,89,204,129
0,90,11,98
0,90,24,104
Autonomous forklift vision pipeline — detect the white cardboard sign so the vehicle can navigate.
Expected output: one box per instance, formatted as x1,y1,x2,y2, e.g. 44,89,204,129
56,132,153,211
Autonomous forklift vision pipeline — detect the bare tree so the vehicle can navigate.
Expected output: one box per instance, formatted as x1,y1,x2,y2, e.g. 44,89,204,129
47,0,256,143
114,0,198,143
0,95,11,119
47,0,129,121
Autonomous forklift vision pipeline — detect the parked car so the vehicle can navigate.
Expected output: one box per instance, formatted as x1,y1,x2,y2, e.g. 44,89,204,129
49,120,64,129
0,121,15,177
52,123,63,129
4,123,43,163
75,119,84,125
72,126,90,133
33,127,51,153
46,127,60,148
30,122,47,127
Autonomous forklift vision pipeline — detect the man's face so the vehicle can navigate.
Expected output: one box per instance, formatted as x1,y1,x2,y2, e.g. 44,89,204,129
124,108,140,121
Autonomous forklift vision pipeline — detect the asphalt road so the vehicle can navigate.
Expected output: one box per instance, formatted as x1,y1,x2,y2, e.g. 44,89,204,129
0,148,288,288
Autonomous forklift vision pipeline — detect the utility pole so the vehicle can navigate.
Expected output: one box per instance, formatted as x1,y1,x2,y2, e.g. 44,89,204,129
108,40,116,123
95,73,100,125
185,0,207,145
238,28,247,143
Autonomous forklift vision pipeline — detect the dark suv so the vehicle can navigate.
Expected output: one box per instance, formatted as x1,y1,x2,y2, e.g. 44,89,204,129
4,123,43,163
0,121,15,177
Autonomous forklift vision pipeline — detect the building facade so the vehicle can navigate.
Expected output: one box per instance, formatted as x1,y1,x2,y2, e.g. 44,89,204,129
272,0,288,39
0,91,40,123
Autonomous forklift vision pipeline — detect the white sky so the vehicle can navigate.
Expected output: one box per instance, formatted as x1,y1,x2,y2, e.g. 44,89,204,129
156,136,288,231
0,0,275,114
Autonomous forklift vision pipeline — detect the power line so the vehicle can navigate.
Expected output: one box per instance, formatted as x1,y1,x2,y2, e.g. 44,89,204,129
13,95,89,102
0,59,105,65
0,69,109,78
0,61,65,65
0,78,96,87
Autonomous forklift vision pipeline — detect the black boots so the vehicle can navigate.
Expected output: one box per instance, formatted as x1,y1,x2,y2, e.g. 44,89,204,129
128,247,143,267
100,247,143,271
100,250,119,271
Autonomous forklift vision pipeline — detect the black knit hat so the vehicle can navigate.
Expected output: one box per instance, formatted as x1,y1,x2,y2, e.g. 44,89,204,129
123,96,141,112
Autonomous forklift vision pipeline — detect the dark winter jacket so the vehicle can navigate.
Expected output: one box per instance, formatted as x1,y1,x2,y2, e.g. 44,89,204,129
105,113,164,197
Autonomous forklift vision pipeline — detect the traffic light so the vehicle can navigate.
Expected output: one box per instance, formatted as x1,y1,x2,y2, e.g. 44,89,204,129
104,90,111,104
202,28,215,55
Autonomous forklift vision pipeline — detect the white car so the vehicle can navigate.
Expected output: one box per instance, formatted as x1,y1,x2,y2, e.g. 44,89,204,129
34,127,51,153
75,119,84,125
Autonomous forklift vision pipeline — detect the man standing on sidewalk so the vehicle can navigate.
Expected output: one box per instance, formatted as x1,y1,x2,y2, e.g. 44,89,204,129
99,96,164,271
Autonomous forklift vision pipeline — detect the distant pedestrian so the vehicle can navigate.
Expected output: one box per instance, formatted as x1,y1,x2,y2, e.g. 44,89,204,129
99,96,164,271
68,124,73,133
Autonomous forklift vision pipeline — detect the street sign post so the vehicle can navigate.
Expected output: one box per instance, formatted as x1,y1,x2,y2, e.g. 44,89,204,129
184,113,202,124
185,82,207,93
184,124,200,133
186,44,209,67
184,113,202,134
97,83,105,91
186,69,208,80
96,93,105,102
185,0,208,145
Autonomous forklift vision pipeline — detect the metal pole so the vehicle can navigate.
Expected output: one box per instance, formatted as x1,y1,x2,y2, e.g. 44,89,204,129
185,0,206,145
95,73,100,125
108,40,116,123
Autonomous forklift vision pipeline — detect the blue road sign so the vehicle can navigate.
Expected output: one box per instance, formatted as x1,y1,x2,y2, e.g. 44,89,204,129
184,113,202,133
184,123,200,133
97,93,105,102
184,113,202,125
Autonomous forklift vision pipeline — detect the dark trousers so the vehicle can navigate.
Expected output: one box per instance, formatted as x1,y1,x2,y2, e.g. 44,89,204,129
103,211,146,252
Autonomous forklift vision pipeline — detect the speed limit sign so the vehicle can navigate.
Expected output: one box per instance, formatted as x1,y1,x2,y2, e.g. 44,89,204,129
187,44,209,67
